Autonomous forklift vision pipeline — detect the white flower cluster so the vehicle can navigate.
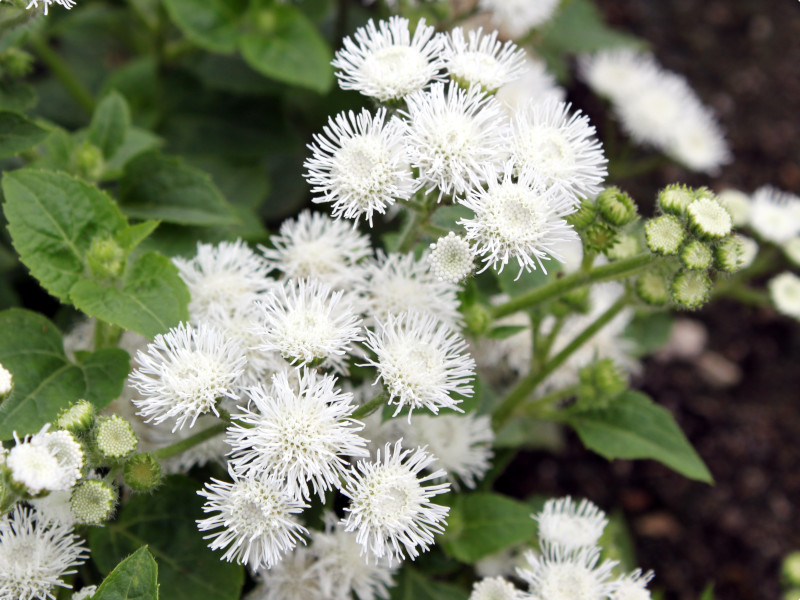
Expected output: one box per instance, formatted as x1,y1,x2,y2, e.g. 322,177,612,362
468,496,654,600
311,17,606,280
580,48,731,173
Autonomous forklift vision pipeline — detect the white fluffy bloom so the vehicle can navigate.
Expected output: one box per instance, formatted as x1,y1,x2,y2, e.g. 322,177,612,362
469,577,524,600
402,413,494,490
717,189,751,227
227,369,368,501
313,513,397,600
737,235,759,270
479,0,560,39
749,186,800,245
341,442,450,564
172,240,273,321
24,0,76,15
357,251,462,327
579,49,662,103
130,322,246,431
0,506,87,600
197,469,308,571
443,27,526,93
535,496,608,552
30,490,77,528
511,99,607,201
261,210,372,288
517,545,617,600
246,547,323,600
611,570,655,600
71,586,97,600
768,272,800,320
403,81,509,199
664,102,730,173
428,232,474,283
784,237,800,266
0,363,11,397
305,108,416,226
496,55,566,113
332,17,444,102
460,167,579,278
254,278,363,373
362,311,475,419
8,427,83,494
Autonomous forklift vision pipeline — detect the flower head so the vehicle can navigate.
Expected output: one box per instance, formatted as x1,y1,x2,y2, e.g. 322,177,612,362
0,506,88,600
0,363,12,398
749,186,800,245
8,427,83,494
769,272,800,320
428,233,474,283
341,441,450,564
197,469,308,571
517,544,617,600
24,0,76,15
496,55,565,112
332,17,444,102
305,108,416,226
478,0,560,39
130,322,246,431
246,547,323,600
362,310,475,419
469,577,524,600
535,496,608,552
443,27,526,93
611,570,655,600
227,369,368,501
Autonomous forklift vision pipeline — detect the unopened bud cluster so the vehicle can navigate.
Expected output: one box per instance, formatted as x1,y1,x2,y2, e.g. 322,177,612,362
567,187,638,254
641,185,741,309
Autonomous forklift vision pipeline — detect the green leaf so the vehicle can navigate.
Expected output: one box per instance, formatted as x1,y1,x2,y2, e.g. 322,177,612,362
90,476,244,600
88,92,131,159
115,221,160,253
0,309,130,440
3,169,127,301
119,152,240,226
103,128,163,178
239,1,333,94
162,0,247,53
0,111,49,158
441,492,538,562
70,251,189,339
0,81,37,112
390,567,468,600
93,546,159,600
565,390,713,483
486,324,528,340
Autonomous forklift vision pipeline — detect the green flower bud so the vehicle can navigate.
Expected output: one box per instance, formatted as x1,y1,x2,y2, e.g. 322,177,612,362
465,303,492,337
123,453,162,492
636,271,671,306
57,400,95,433
87,235,126,281
671,270,712,310
680,240,713,270
715,236,744,273
0,48,33,79
73,140,105,182
577,359,627,409
658,183,694,215
583,222,618,253
783,551,800,587
566,199,597,230
645,215,685,255
597,187,638,226
94,416,138,460
70,480,116,525
686,197,732,240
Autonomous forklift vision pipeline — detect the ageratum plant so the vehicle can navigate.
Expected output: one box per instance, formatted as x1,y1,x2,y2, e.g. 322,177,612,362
0,0,796,599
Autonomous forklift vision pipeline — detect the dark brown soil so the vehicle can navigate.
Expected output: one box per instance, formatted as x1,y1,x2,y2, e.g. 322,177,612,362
498,2,800,599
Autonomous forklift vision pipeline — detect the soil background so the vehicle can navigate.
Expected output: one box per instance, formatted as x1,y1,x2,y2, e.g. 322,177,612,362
498,2,800,599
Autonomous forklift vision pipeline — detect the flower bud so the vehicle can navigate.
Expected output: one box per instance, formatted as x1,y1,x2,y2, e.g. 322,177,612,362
428,232,474,283
74,140,105,182
577,359,627,409
0,48,34,79
583,222,618,253
680,240,713,271
597,187,637,226
465,303,492,337
671,270,711,310
686,197,732,240
658,184,694,215
94,416,138,460
645,215,685,256
70,480,116,525
56,400,95,434
124,453,162,492
636,271,671,306
566,198,597,230
87,235,126,281
714,236,744,273
606,234,640,261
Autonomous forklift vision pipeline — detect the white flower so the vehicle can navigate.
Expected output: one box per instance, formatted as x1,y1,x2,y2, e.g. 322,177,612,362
611,570,655,600
227,369,369,501
130,322,246,431
0,362,12,397
305,108,416,226
535,496,608,552
459,167,579,278
402,413,494,490
197,469,308,571
511,99,607,201
737,235,759,269
0,506,88,600
749,186,800,245
496,55,566,113
260,210,372,288
253,278,363,373
517,545,617,600
30,490,77,528
403,81,509,199
443,27,526,93
312,513,397,600
664,102,730,173
362,311,475,419
784,237,800,266
769,272,800,320
478,0,560,39
356,251,462,328
332,17,444,102
578,49,662,103
469,577,524,600
341,441,450,564
717,189,751,227
8,427,84,494
172,240,273,321
24,0,76,15
428,232,474,283
246,547,323,600
71,586,98,600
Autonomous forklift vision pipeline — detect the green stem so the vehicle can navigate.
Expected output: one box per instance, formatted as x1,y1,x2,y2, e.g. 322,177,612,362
517,384,580,417
154,421,227,460
395,209,426,253
351,392,386,420
715,285,770,307
492,295,628,430
491,254,651,319
28,36,95,114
